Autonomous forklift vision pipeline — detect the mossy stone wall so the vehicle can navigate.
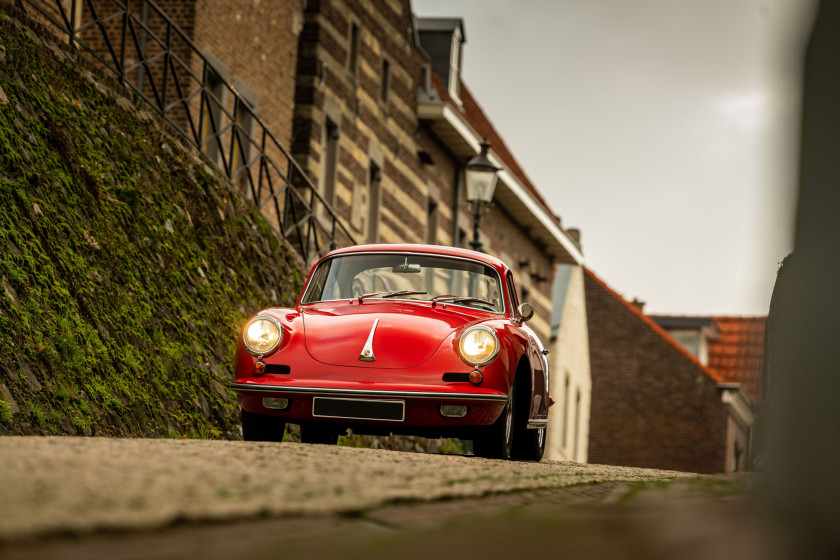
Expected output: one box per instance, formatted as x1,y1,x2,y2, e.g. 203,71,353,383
0,11,305,438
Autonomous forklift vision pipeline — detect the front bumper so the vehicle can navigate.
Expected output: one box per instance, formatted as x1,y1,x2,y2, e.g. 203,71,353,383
231,379,508,428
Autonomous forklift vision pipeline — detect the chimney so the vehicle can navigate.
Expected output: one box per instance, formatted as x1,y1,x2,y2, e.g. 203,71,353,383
567,227,582,251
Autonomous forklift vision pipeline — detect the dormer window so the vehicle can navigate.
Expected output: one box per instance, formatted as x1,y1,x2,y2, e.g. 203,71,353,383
416,18,466,105
448,26,463,102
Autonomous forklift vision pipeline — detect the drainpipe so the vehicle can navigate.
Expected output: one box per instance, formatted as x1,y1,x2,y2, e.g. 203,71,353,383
452,162,462,246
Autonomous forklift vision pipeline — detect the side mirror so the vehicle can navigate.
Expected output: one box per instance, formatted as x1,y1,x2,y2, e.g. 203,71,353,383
517,303,534,322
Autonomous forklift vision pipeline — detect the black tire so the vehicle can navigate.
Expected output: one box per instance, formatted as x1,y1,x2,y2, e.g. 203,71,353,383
241,409,286,442
512,425,546,462
472,389,514,460
300,422,340,445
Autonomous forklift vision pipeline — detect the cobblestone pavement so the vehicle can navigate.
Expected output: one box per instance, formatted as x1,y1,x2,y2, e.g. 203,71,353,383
0,436,690,542
1,467,780,560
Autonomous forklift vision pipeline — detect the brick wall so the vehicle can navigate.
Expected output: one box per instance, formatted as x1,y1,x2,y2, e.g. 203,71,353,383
585,269,729,474
191,0,302,150
78,1,198,117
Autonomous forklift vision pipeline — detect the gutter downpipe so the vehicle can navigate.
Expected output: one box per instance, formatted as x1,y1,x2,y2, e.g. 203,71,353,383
452,161,463,247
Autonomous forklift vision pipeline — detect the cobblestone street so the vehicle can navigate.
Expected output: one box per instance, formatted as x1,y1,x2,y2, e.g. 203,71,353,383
0,436,783,560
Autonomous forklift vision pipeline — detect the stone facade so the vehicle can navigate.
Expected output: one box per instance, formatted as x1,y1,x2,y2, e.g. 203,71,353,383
291,0,430,253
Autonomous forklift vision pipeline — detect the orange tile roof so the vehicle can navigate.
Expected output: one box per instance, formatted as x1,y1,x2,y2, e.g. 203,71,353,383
429,73,562,226
706,316,766,402
584,268,725,384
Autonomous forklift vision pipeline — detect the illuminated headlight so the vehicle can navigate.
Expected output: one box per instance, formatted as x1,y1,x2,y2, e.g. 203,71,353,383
458,326,499,366
243,316,283,356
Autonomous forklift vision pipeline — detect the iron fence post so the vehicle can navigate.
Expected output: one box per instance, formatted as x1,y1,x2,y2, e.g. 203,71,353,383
118,0,129,86
68,0,76,49
160,20,170,113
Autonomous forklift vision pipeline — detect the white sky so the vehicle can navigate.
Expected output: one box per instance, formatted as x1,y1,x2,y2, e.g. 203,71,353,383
413,0,817,315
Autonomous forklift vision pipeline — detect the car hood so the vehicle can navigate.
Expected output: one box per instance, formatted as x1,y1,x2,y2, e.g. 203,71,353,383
302,302,481,368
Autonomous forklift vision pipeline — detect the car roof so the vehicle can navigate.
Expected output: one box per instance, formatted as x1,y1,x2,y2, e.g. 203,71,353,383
323,244,511,275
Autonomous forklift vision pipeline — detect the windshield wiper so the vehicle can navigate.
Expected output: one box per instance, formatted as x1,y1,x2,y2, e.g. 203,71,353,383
431,295,497,310
430,295,458,308
357,290,427,303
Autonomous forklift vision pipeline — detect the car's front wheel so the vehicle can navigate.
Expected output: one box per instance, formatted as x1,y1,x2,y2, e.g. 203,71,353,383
512,425,546,462
472,390,514,460
241,410,286,442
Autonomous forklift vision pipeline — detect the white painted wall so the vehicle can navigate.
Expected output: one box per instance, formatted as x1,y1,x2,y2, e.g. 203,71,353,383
545,265,591,463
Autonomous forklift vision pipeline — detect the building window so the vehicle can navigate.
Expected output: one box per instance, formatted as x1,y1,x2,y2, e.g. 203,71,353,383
426,199,438,245
351,183,363,231
231,77,258,182
319,118,339,208
201,66,226,165
347,22,360,77
366,163,381,243
380,58,390,103
562,374,570,449
458,227,468,249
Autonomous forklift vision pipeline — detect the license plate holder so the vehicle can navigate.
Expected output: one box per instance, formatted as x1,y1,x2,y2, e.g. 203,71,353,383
312,397,405,422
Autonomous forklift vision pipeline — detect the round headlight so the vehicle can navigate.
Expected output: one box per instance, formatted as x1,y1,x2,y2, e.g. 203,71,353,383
243,316,283,356
458,326,499,366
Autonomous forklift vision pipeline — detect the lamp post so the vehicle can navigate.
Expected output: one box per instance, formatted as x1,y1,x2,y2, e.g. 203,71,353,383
464,138,501,252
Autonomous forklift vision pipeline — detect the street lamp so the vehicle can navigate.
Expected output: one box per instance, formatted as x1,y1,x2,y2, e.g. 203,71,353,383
464,138,501,252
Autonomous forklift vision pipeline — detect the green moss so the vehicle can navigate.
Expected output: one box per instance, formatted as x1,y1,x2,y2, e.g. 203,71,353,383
30,403,46,428
0,399,11,424
617,480,674,503
0,14,304,438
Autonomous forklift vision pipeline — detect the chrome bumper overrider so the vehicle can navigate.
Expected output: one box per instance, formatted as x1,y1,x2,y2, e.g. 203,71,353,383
230,383,509,402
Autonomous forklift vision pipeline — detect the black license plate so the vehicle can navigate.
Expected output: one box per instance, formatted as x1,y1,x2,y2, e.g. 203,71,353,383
312,397,405,422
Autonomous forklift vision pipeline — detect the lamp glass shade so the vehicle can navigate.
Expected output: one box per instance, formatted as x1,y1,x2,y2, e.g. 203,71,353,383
465,165,499,204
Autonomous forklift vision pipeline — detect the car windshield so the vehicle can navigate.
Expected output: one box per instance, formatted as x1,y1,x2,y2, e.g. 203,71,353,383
301,253,505,314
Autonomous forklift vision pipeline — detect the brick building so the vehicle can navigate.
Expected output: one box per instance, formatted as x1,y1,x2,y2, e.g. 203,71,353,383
586,269,754,474
652,315,766,403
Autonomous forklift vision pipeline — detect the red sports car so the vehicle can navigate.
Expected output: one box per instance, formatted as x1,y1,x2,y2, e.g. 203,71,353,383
231,244,550,461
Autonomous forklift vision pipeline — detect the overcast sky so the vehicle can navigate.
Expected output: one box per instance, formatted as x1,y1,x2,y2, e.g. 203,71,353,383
413,0,817,315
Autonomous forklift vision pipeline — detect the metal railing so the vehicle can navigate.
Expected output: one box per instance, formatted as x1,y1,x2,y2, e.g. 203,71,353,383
17,0,356,263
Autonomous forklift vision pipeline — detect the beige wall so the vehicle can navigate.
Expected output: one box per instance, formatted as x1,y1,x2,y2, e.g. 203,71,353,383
721,388,754,473
545,265,591,463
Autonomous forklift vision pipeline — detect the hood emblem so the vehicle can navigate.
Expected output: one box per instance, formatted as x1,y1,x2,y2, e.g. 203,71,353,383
358,318,380,362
